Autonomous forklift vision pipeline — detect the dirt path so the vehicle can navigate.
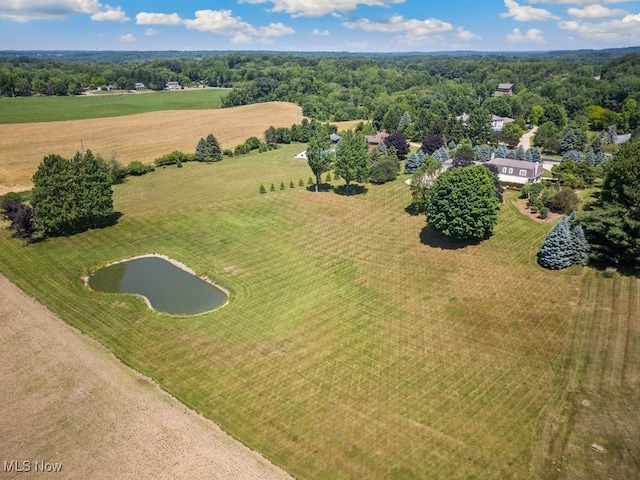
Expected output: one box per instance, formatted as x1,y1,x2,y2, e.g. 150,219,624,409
0,274,292,480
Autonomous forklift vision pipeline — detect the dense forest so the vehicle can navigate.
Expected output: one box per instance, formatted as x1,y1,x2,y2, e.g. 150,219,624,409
1,49,639,147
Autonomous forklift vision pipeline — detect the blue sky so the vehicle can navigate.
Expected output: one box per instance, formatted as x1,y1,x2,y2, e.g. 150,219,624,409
1,1,640,52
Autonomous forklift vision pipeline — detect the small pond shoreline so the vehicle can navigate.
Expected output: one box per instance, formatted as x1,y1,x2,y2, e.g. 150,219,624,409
83,253,230,316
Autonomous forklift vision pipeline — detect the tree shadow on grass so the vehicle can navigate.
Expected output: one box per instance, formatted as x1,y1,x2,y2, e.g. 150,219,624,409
306,183,334,193
38,211,124,241
334,184,368,196
419,225,482,250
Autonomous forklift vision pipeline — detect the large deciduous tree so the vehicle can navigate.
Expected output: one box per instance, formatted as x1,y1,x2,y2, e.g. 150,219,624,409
306,130,334,193
334,130,369,195
31,150,114,236
426,165,499,240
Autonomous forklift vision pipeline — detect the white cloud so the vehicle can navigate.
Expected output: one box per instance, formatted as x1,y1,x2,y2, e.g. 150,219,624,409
312,28,330,36
343,14,480,43
144,28,157,36
119,33,135,42
527,1,634,4
507,27,546,42
457,28,482,41
91,5,129,22
567,4,627,17
0,0,134,22
239,0,405,18
183,10,295,44
0,0,98,21
501,0,559,21
136,12,182,25
558,13,640,42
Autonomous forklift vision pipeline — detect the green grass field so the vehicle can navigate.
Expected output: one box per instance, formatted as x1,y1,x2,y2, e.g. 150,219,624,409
0,89,229,123
1,145,638,479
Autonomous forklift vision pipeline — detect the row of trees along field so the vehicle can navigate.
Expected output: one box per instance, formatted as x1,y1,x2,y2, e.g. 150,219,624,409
1,51,639,144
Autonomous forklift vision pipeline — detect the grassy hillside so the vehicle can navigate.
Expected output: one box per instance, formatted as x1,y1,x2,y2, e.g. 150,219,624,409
0,145,638,479
0,89,228,124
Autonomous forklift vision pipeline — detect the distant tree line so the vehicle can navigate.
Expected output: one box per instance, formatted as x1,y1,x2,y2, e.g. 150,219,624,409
2,51,639,144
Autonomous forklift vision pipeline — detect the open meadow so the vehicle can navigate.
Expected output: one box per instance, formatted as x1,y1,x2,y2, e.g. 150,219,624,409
0,143,638,479
0,101,302,193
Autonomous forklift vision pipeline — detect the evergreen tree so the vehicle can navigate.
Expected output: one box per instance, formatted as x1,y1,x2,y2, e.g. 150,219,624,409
195,138,206,161
538,217,575,270
516,145,526,161
270,183,275,192
569,212,590,265
562,150,583,163
495,144,508,158
289,180,295,188
473,144,493,162
524,148,533,162
195,134,222,162
584,148,596,166
398,111,411,132
264,126,277,145
432,146,450,164
404,150,425,174
507,149,517,159
560,129,578,154
529,146,542,163
298,179,304,187
259,184,266,194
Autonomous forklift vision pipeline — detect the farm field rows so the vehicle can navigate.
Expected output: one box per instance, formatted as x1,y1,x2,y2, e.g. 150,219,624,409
1,144,638,479
0,101,302,193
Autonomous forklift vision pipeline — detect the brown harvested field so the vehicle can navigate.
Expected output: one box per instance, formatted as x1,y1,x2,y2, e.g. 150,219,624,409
0,101,302,193
0,273,292,480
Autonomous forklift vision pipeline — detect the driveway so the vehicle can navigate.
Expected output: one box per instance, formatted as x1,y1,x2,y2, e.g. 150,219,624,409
517,126,538,150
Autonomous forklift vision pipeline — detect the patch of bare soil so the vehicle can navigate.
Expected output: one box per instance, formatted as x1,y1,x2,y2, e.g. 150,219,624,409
512,198,562,223
0,274,292,480
0,101,302,193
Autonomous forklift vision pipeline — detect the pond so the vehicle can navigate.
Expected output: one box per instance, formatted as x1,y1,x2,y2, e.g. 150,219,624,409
87,256,228,316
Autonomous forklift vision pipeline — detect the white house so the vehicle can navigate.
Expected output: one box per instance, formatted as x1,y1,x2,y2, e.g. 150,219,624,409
486,158,543,185
491,115,515,133
165,81,180,90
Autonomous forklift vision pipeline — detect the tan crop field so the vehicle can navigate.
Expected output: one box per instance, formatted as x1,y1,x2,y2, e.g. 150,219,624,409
0,101,302,193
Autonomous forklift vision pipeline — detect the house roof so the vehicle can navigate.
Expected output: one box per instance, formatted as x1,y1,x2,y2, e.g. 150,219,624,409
365,132,388,144
497,83,514,90
491,115,515,123
330,133,342,142
613,133,632,145
487,157,541,174
456,113,470,122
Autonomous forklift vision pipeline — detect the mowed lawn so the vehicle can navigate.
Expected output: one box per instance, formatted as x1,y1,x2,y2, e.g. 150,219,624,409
1,145,638,479
0,89,229,124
